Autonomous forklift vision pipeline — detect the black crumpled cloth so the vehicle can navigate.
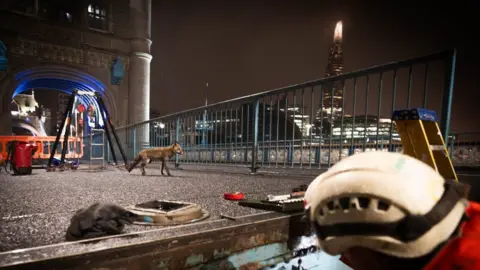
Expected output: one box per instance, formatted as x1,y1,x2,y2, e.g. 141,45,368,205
66,202,140,241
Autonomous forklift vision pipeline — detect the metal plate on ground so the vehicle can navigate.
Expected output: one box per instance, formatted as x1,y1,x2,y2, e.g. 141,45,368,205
126,200,210,226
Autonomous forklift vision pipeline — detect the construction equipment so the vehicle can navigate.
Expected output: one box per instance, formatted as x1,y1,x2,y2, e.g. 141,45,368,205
238,184,309,213
392,108,458,181
47,89,128,171
239,197,305,213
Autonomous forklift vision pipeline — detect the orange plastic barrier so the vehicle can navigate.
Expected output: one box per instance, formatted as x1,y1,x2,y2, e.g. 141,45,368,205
0,136,84,160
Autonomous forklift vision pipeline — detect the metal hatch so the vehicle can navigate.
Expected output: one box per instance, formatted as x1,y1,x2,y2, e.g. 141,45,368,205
126,200,210,226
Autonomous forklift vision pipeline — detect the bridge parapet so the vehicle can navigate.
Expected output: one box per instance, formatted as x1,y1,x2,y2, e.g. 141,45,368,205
114,50,479,170
171,142,479,168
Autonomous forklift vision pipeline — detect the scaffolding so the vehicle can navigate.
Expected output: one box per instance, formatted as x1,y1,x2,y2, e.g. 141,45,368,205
47,89,127,171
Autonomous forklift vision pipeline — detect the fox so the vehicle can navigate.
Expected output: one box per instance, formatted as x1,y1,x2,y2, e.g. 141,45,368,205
127,141,184,176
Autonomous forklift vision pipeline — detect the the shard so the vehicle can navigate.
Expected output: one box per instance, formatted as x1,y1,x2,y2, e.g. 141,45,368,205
320,20,344,119
311,21,345,139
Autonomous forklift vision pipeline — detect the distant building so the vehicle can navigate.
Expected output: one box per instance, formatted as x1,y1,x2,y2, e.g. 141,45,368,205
10,90,50,136
56,92,70,133
42,107,52,135
12,90,39,114
310,21,399,145
180,102,302,146
318,21,344,120
277,95,310,138
330,115,401,143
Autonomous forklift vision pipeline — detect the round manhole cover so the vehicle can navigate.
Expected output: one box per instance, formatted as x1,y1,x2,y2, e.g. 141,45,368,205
126,200,210,226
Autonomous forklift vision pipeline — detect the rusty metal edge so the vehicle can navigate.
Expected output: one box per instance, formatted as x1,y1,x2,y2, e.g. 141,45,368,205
0,211,307,269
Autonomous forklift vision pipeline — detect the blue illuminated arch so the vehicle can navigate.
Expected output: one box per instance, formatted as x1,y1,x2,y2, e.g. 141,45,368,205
12,65,113,127
0,40,5,55
0,40,7,71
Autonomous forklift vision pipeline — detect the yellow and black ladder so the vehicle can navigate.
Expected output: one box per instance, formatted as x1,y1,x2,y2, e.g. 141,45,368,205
392,108,458,181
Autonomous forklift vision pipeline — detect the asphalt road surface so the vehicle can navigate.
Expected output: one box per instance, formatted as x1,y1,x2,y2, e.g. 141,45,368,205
0,164,478,253
0,165,310,252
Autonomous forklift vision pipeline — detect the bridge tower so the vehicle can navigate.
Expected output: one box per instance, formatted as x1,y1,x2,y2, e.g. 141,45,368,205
128,0,152,149
0,0,152,149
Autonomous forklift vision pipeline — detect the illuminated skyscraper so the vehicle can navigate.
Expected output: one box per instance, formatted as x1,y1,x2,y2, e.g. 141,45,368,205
311,21,344,139
320,21,344,118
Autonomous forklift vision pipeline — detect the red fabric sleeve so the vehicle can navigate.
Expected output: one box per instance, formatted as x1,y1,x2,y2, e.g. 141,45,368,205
424,201,480,270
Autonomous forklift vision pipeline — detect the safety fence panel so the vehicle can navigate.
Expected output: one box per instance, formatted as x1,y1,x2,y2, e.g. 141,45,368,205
0,135,83,161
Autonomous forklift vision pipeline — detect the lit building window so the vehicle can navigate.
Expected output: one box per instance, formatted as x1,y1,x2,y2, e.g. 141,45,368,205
87,4,108,31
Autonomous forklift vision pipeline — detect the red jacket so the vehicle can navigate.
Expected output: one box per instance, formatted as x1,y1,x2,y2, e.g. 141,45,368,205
424,201,480,270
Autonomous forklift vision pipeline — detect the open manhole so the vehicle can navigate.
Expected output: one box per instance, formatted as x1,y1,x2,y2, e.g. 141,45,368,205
126,200,210,226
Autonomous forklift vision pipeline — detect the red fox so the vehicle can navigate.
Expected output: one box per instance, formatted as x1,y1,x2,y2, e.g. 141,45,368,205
127,141,184,176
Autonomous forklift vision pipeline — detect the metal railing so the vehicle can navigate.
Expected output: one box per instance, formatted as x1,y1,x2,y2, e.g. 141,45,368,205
111,49,478,171
450,132,480,168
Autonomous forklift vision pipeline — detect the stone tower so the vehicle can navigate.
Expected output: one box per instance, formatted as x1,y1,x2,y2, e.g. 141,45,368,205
128,0,152,147
0,0,152,148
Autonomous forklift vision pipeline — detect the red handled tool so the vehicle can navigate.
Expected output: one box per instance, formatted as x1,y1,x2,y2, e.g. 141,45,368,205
224,192,245,201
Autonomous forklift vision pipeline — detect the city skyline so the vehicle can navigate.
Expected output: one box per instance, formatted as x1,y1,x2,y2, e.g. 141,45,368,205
150,1,478,133
7,14,467,140
10,17,349,139
0,1,477,134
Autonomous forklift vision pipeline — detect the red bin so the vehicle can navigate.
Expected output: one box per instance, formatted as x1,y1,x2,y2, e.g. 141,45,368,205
10,141,38,175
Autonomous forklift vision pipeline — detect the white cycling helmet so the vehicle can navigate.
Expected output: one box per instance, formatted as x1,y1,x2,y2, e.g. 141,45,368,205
304,151,468,259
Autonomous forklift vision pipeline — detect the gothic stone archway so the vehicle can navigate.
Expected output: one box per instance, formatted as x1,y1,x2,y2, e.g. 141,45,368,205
0,64,117,136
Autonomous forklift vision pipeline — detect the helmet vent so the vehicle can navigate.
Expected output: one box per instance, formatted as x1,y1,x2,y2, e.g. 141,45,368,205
377,200,391,211
338,197,350,210
319,197,393,218
327,201,335,211
358,197,371,209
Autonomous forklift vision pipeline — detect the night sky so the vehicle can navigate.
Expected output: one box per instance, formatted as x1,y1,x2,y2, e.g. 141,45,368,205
150,1,479,133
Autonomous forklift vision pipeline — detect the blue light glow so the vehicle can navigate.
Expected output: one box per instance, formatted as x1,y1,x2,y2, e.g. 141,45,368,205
12,66,107,127
0,40,7,71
